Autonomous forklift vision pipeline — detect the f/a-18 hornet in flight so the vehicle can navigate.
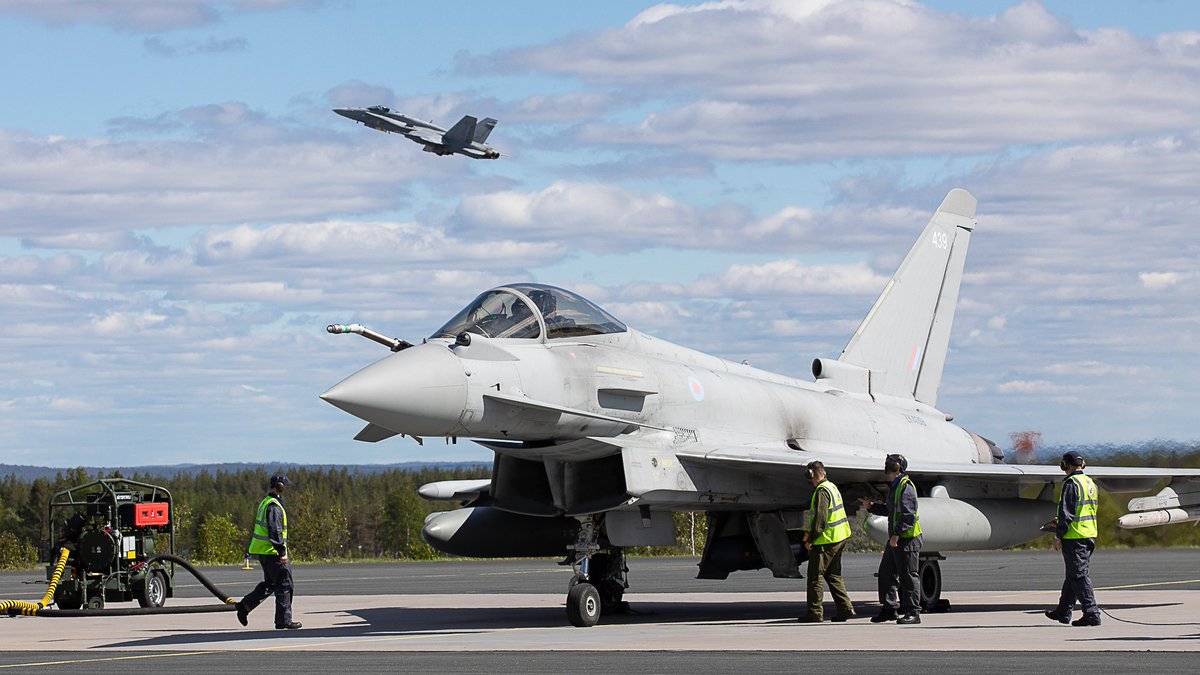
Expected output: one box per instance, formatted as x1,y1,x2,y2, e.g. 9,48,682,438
334,105,499,159
322,189,1200,627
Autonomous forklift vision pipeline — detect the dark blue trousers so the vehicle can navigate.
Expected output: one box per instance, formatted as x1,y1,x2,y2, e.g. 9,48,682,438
878,535,921,615
1057,538,1098,618
241,554,294,627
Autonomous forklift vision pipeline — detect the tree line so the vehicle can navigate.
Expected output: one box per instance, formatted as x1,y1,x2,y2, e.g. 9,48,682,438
1,445,1197,570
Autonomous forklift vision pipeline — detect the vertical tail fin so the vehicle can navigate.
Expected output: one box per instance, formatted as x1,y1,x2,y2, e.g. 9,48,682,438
443,115,477,147
473,118,498,143
839,189,977,406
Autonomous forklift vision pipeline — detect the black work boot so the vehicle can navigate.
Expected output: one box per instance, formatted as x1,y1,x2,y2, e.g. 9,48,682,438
276,621,303,629
1071,614,1101,627
870,608,897,623
1044,609,1070,624
235,602,248,627
896,613,921,625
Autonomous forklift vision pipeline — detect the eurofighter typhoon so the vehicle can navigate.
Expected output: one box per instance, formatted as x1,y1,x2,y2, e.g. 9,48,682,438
322,190,1200,626
334,106,499,159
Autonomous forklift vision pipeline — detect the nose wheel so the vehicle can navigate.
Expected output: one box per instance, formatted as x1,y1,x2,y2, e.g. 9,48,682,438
563,516,629,627
566,581,601,627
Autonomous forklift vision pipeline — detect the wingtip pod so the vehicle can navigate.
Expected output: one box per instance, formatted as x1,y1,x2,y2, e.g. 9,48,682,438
937,188,977,222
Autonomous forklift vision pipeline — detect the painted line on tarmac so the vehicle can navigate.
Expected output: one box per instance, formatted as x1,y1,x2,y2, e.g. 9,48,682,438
0,651,213,670
242,624,585,651
172,573,464,590
982,578,1200,600
1095,578,1200,591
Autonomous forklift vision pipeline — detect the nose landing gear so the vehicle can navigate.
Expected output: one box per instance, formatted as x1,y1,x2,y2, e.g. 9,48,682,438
564,515,629,627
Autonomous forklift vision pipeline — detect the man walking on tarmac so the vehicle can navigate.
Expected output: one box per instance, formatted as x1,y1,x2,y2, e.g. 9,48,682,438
798,460,855,623
1045,450,1102,627
236,474,302,629
859,454,922,625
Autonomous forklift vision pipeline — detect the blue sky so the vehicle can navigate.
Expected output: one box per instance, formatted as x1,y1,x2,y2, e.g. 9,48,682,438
1,0,1198,467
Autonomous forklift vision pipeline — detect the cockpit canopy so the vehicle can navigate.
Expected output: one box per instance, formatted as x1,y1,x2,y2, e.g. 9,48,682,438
431,284,626,341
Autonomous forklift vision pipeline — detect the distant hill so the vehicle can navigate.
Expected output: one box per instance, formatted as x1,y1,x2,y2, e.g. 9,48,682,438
0,461,489,483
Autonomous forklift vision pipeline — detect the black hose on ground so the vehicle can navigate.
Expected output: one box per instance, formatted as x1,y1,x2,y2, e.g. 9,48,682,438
141,553,238,606
8,552,240,618
34,603,236,617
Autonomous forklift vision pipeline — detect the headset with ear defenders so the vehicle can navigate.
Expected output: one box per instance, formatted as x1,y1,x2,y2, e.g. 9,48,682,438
884,453,907,473
805,460,823,480
1060,453,1085,470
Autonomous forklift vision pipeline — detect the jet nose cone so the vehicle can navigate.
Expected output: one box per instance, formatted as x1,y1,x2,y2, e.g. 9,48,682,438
321,342,467,437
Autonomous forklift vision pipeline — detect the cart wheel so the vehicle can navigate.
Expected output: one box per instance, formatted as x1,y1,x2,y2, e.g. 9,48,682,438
86,594,104,611
138,570,168,608
56,591,83,611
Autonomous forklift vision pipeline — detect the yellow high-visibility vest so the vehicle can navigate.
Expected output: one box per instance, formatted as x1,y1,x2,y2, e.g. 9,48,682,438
808,480,852,546
248,496,288,555
891,475,922,539
1063,473,1098,540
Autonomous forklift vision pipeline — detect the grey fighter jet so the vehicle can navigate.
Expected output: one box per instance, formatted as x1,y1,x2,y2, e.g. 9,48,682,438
334,105,499,159
322,189,1200,627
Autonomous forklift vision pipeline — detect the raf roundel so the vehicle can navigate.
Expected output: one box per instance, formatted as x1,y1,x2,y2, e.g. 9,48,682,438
686,376,705,402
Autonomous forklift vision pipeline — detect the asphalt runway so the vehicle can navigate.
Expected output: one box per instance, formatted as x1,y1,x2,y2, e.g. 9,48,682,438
3,549,1200,672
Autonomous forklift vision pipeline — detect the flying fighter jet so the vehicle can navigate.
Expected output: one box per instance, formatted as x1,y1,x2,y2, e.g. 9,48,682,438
322,189,1200,627
333,105,499,159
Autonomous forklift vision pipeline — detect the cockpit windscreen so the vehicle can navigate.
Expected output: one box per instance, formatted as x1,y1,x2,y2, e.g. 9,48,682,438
431,284,626,340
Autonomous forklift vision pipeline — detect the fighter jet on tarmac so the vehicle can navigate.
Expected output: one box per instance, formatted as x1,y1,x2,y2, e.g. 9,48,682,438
334,105,499,159
322,189,1200,627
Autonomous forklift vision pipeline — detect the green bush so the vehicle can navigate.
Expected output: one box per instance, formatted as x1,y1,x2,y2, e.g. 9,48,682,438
195,513,247,565
0,531,36,570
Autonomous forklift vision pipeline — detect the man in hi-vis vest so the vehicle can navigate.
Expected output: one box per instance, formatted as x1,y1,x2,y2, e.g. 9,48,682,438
236,474,302,629
860,454,923,625
1045,451,1102,627
798,460,855,622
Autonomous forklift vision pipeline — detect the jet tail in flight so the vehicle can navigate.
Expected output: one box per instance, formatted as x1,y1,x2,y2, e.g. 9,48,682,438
838,188,977,407
473,118,498,143
443,115,478,147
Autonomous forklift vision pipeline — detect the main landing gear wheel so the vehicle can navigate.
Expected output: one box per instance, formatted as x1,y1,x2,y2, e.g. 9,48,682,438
566,582,601,627
919,557,949,613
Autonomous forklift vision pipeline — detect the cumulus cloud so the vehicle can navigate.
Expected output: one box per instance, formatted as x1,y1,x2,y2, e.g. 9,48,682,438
453,180,923,254
470,0,1200,160
0,116,460,234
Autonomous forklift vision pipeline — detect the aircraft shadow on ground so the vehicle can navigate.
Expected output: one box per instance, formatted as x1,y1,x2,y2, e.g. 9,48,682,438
93,598,1182,649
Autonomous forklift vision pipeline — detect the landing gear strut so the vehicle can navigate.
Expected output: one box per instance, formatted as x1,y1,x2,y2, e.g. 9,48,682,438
564,516,629,627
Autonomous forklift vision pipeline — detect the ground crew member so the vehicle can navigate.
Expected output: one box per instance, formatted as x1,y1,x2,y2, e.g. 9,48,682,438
798,460,855,622
1045,450,1101,627
859,454,922,624
236,474,302,629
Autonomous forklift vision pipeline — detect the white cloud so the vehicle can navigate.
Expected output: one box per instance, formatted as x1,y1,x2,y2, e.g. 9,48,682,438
1039,361,1147,378
694,260,886,297
1140,271,1187,290
996,379,1084,395
0,0,319,32
0,123,449,235
478,0,1200,160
